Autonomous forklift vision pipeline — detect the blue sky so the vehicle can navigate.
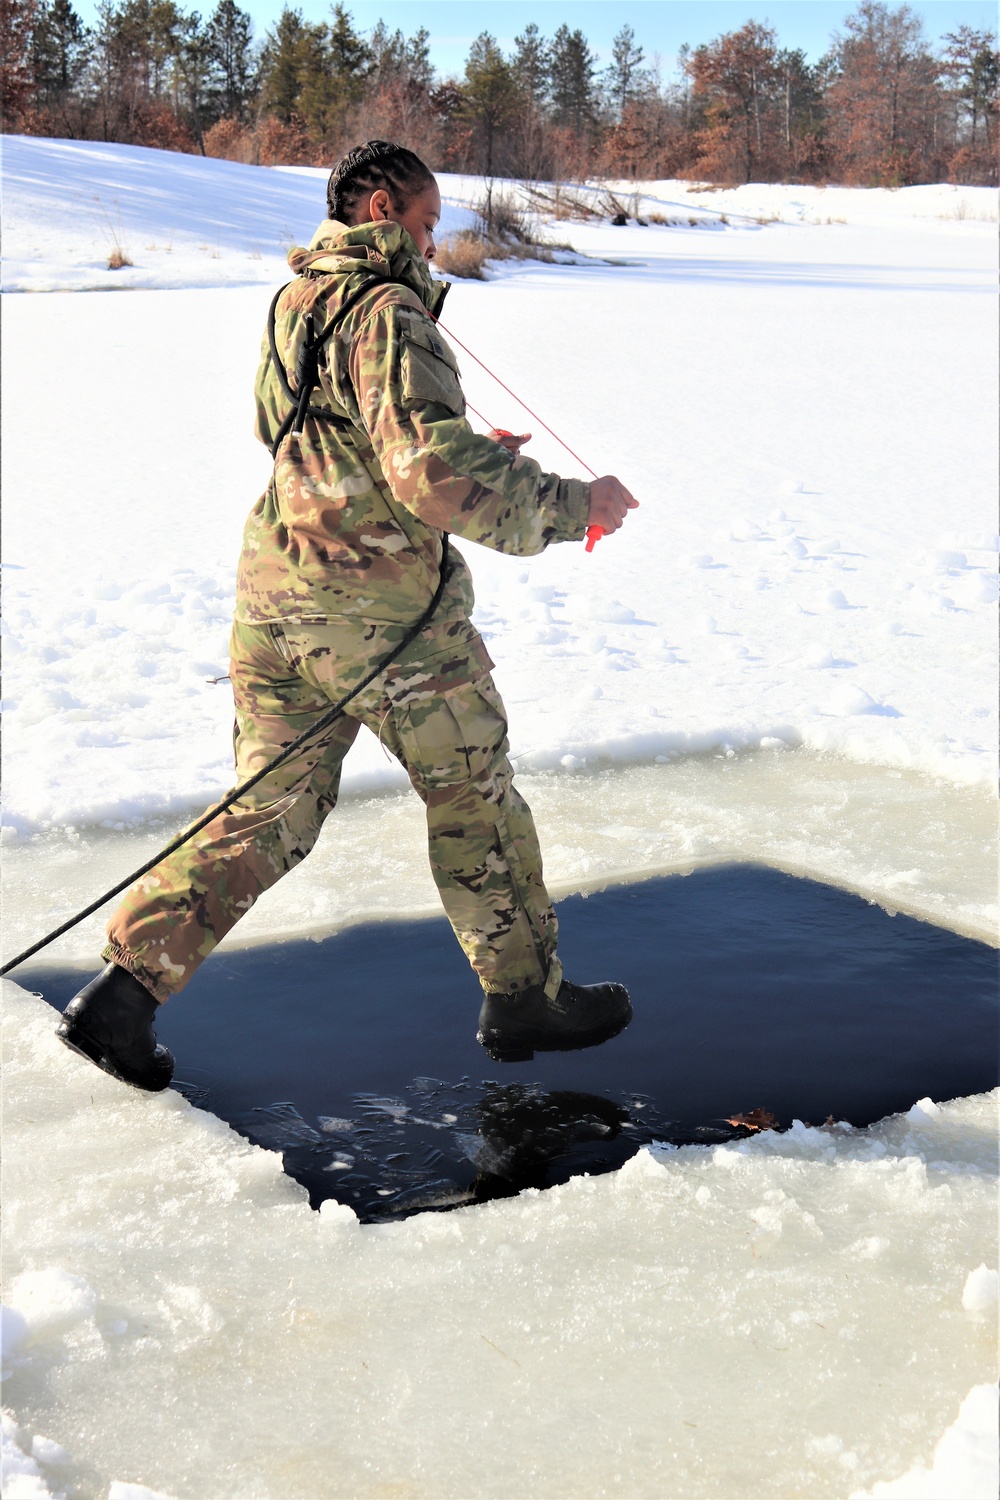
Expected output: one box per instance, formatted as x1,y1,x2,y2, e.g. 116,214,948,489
75,1,998,78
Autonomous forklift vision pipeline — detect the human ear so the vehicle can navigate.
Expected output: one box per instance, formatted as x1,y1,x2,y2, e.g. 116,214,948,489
368,189,392,223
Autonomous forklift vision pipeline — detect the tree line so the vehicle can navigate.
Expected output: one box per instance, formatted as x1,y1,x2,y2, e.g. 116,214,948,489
2,0,997,186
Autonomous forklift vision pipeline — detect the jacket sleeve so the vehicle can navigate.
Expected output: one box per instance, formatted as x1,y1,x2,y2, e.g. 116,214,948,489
342,299,590,554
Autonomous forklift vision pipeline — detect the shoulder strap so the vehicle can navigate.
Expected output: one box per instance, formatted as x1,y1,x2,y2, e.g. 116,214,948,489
265,274,401,457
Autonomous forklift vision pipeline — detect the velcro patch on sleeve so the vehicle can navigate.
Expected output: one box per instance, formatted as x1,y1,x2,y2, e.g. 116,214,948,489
400,322,465,416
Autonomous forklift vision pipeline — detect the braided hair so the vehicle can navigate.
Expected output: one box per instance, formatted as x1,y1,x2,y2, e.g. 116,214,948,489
327,140,434,224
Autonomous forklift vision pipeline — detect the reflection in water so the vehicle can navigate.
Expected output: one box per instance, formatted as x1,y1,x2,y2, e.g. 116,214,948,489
212,1077,740,1222
464,1087,630,1201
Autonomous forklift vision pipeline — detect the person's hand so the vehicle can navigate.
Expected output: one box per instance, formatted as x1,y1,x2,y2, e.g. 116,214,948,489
587,476,639,536
488,429,531,455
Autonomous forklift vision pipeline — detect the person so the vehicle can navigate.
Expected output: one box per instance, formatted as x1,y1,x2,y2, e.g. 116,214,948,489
57,140,640,1094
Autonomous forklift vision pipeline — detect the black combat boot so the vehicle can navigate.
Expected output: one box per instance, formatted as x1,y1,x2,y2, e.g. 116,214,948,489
477,979,632,1063
56,965,174,1092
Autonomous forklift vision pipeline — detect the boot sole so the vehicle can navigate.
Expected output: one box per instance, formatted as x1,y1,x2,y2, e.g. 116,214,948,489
477,1003,633,1064
56,1019,174,1093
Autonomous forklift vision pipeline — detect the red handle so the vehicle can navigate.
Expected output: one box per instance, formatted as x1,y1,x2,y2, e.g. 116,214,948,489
585,525,605,553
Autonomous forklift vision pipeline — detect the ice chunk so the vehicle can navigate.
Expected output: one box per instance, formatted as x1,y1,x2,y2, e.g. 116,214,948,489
317,1198,358,1229
954,571,999,606
1,1303,30,1365
1,1418,61,1499
961,1265,999,1313
906,1097,942,1123
30,1438,70,1468
5,1269,96,1338
235,1102,324,1150
926,550,968,573
850,1383,999,1498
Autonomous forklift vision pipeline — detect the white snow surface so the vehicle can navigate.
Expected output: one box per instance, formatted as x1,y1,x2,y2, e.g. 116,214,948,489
2,980,998,1500
2,136,998,849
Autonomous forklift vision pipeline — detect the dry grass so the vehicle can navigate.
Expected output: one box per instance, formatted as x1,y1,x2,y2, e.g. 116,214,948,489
938,199,998,222
438,187,577,278
107,246,133,269
434,231,488,279
647,211,700,227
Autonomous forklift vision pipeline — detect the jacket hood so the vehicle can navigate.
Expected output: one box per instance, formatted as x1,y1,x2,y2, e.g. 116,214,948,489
287,219,449,317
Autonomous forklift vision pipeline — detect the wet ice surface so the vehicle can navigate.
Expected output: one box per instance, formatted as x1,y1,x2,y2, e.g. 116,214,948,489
26,867,998,1225
4,751,997,977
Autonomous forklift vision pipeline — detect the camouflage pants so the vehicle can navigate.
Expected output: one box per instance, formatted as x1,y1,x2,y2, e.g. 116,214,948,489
103,615,562,1005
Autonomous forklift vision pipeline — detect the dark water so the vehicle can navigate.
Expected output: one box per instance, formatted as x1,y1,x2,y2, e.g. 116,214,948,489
31,866,998,1222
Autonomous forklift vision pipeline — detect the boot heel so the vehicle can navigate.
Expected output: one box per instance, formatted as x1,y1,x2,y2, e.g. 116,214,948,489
56,1020,105,1066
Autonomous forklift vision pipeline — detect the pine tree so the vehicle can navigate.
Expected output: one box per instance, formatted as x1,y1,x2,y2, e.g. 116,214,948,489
826,1,941,183
549,24,596,134
31,0,90,100
605,23,646,120
1,0,38,122
461,31,517,174
258,5,309,124
941,26,999,153
690,22,782,182
511,22,548,107
327,1,369,104
775,47,825,173
405,25,432,92
205,0,255,120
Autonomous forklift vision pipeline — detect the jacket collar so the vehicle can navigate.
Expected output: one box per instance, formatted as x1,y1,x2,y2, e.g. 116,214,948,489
288,219,448,316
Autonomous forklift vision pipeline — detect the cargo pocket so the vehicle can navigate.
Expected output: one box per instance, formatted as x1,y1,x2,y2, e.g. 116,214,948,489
399,675,509,791
399,322,465,417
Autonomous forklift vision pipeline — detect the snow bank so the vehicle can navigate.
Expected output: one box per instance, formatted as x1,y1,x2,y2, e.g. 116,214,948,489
2,980,996,1499
0,136,478,293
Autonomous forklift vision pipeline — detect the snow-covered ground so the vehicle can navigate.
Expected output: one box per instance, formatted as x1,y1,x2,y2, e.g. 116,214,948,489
2,137,997,846
1,137,997,1499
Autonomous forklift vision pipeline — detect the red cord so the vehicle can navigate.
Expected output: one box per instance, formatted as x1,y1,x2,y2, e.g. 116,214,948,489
427,311,600,481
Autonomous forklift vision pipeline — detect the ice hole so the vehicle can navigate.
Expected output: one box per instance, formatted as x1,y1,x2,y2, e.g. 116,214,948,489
29,865,997,1224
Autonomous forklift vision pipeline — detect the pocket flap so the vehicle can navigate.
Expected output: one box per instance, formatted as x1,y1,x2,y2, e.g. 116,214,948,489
400,322,465,415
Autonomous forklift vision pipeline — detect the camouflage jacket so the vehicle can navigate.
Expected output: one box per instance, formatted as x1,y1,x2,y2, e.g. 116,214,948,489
234,219,591,625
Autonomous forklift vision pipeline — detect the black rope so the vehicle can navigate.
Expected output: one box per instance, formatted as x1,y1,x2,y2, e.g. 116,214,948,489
0,536,450,978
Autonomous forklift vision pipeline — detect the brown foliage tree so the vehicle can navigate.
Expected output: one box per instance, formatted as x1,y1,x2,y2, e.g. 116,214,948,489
825,1,943,184
689,21,782,182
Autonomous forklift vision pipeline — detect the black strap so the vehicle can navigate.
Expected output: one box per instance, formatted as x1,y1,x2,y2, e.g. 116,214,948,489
266,273,393,456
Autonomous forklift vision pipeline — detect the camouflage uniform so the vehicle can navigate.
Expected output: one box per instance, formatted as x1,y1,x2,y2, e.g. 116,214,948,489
103,219,590,1004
